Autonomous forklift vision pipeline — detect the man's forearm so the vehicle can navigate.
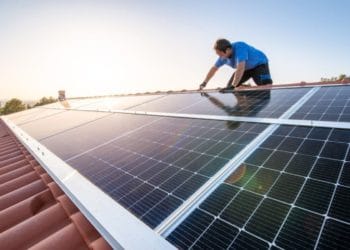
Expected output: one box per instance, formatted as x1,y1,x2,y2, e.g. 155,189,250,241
232,62,245,87
232,68,244,87
204,67,218,83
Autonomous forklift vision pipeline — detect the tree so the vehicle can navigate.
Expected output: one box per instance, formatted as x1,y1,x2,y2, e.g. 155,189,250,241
1,98,26,115
33,96,57,107
338,74,347,81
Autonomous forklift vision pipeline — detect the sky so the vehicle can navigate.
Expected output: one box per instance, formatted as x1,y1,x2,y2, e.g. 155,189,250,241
0,0,349,101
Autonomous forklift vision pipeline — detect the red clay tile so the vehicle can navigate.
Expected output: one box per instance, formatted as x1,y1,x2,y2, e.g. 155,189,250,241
0,119,112,249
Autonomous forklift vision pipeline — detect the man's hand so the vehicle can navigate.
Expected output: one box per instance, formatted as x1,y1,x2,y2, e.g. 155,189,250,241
219,85,235,93
199,82,207,90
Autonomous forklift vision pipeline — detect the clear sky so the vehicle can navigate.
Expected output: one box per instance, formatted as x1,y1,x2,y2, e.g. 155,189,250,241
1,0,349,100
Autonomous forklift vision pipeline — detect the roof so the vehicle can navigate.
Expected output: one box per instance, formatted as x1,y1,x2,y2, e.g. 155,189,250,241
1,81,350,249
0,119,111,250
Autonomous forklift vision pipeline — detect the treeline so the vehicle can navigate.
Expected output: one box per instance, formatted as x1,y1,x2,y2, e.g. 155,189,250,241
0,96,57,115
321,74,349,82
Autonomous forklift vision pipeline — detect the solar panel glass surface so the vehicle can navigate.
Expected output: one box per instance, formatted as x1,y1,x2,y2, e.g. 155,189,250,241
8,108,66,125
79,94,165,110
39,113,156,160
130,88,310,118
18,110,111,140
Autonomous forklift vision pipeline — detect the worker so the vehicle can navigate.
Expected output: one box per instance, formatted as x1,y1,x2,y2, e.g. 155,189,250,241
199,39,273,91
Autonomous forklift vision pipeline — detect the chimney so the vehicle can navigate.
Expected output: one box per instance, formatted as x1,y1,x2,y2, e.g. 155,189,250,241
58,90,66,101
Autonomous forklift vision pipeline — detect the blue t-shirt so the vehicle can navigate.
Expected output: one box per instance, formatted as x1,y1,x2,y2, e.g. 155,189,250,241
214,42,268,70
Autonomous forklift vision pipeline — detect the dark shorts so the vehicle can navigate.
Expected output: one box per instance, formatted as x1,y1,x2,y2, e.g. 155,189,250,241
228,63,273,86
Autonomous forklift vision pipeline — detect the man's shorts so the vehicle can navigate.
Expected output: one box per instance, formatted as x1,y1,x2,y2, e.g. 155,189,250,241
229,63,273,87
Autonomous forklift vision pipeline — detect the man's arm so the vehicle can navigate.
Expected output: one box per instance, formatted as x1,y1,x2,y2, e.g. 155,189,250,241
200,66,218,90
232,61,246,87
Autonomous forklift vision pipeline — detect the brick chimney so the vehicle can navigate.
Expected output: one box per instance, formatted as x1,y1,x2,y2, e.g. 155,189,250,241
58,90,66,101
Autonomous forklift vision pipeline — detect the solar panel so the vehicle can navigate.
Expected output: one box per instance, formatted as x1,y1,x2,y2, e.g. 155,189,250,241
129,93,206,112
79,94,165,110
18,110,111,140
65,116,268,228
130,88,310,118
291,86,350,121
167,124,350,248
8,108,66,125
43,97,107,109
39,113,156,160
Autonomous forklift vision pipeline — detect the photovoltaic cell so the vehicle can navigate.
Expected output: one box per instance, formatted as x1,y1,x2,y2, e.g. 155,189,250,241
291,85,350,121
275,207,324,249
166,209,214,249
192,219,239,249
340,162,350,186
167,124,350,248
317,219,350,249
295,179,335,214
230,231,269,249
328,186,350,223
245,198,290,242
220,190,262,227
268,173,304,203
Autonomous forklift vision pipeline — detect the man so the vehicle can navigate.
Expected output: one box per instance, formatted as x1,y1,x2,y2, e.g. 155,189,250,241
199,39,273,91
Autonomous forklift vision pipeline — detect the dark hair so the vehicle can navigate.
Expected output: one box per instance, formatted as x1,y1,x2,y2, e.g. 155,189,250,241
214,39,232,52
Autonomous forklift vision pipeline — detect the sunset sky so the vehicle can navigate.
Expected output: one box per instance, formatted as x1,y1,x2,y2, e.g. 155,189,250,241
1,0,349,100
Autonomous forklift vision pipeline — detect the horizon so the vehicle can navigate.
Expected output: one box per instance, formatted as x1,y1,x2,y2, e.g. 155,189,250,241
1,0,349,100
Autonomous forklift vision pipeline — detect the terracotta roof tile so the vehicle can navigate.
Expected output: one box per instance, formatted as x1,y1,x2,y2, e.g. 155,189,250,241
0,119,112,250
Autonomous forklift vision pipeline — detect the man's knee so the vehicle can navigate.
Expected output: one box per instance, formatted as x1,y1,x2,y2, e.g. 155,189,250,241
259,75,273,85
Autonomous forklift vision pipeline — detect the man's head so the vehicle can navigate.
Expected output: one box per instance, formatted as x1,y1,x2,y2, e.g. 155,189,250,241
214,38,232,58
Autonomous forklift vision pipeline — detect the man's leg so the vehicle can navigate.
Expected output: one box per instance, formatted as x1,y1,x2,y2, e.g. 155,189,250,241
251,64,273,85
227,70,252,87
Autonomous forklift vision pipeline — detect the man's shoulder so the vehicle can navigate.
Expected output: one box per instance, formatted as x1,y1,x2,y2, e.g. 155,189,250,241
232,41,249,47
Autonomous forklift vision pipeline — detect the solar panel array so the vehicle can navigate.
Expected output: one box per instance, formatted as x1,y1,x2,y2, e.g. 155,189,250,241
6,84,350,249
